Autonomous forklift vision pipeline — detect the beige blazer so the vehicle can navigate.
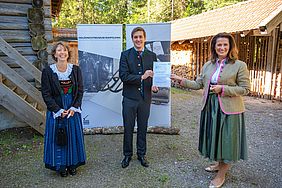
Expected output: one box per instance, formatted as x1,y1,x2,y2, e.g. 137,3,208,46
183,60,251,114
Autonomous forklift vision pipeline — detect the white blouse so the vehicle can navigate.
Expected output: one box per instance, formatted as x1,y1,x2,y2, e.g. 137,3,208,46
50,63,73,80
211,59,225,84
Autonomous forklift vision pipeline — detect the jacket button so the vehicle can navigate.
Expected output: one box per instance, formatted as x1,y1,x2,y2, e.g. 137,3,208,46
139,72,142,74
138,64,141,66
138,88,141,91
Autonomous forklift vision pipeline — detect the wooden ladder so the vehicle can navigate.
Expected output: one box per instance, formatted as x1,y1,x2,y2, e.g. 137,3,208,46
0,36,46,135
0,74,46,134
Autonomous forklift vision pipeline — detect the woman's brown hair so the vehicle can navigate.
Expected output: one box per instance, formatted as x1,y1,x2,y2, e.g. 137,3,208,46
51,41,71,62
210,32,238,63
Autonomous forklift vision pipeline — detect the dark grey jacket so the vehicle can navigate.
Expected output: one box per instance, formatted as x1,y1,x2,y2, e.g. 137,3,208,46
119,47,157,103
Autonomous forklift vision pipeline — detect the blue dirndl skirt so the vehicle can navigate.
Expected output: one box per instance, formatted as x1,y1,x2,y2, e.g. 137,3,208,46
43,93,86,171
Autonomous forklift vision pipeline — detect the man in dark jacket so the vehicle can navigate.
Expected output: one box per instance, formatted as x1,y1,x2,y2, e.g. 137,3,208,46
119,27,158,168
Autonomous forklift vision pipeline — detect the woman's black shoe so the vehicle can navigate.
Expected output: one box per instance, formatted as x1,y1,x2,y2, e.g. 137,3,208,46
68,168,77,175
59,169,68,177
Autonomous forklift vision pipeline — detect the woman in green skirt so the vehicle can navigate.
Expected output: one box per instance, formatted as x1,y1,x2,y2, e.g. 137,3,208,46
171,32,250,187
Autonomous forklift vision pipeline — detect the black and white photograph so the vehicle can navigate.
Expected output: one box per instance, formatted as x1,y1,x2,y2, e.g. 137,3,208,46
79,50,114,93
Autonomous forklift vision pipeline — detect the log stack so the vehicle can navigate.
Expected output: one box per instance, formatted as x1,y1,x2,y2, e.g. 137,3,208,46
172,64,193,80
83,126,180,135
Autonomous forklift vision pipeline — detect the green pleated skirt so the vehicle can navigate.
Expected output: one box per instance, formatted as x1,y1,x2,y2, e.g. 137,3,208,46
198,93,247,163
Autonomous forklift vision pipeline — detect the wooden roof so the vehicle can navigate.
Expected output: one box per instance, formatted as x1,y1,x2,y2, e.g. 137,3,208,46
171,0,282,41
51,0,63,17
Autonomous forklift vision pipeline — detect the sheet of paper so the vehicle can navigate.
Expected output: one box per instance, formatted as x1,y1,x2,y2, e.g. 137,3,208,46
153,62,171,87
152,41,164,55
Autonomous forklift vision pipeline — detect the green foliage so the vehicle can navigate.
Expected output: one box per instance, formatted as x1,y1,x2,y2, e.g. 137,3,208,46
54,0,130,28
184,0,205,17
158,173,170,183
204,0,245,10
183,0,245,17
54,0,246,28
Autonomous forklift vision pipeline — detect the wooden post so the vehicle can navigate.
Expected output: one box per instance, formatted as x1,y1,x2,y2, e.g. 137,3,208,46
262,37,268,98
254,37,259,95
250,36,255,95
200,40,203,72
270,29,278,99
196,41,200,77
272,28,280,99
192,42,196,80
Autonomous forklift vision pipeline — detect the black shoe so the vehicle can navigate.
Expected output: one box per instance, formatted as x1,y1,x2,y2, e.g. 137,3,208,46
68,168,77,176
137,156,149,167
121,156,131,168
59,169,68,177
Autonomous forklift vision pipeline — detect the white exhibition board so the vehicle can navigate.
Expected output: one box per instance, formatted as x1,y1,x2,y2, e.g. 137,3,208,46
126,23,172,127
77,24,123,128
77,23,171,128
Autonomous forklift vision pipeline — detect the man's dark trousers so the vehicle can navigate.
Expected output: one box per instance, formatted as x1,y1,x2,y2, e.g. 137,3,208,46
122,96,150,157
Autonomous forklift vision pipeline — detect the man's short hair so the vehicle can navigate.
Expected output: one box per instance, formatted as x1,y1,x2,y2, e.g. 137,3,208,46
131,27,146,39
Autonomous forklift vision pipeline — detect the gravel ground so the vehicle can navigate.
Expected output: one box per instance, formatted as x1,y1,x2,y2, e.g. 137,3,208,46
0,88,281,188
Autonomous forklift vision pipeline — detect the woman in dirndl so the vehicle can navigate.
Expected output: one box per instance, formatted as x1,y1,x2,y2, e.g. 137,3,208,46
41,42,86,177
171,32,250,187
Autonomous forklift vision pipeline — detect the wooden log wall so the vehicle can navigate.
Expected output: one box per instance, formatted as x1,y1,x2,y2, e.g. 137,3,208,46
68,41,78,65
0,0,53,82
171,29,282,101
0,0,54,130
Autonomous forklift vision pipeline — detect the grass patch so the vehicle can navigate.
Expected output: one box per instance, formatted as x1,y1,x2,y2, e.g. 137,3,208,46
166,142,178,150
0,127,43,157
190,120,197,129
158,173,170,183
176,156,186,161
171,87,190,94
